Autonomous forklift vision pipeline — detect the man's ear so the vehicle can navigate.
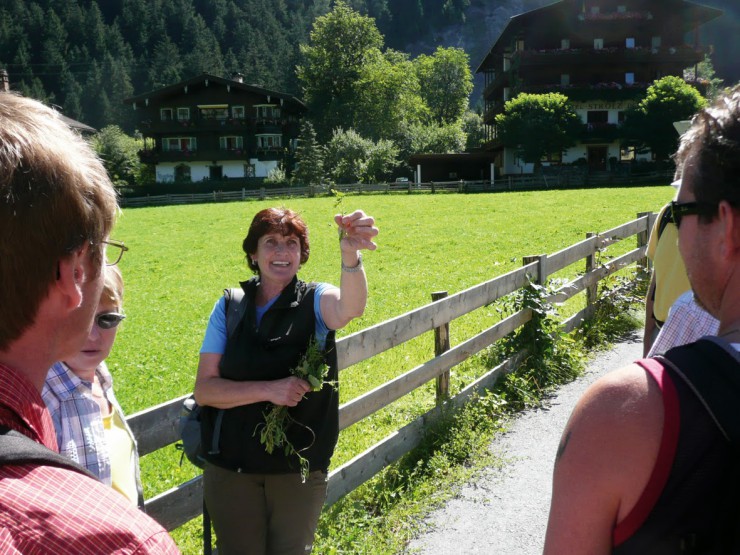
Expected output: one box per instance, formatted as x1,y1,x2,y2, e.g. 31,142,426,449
55,246,89,310
718,201,740,258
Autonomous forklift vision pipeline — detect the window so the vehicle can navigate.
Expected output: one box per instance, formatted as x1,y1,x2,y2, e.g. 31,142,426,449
503,87,510,101
160,108,174,121
561,39,570,50
200,107,229,120
625,72,635,85
515,39,524,52
591,6,600,15
256,134,282,149
163,137,196,152
617,5,627,13
255,105,281,121
594,38,604,50
177,107,190,121
232,106,245,119
219,136,244,150
174,164,191,182
541,151,562,164
503,56,511,71
244,164,255,177
618,111,626,124
651,36,662,49
561,74,570,86
626,37,635,49
620,145,635,161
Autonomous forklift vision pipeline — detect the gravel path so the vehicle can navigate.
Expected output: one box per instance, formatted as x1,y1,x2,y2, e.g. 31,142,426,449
405,332,644,555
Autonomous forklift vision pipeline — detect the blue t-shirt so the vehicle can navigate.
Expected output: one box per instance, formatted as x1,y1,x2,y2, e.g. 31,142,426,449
200,282,332,354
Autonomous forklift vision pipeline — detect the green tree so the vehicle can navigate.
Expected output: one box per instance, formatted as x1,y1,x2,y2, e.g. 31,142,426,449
398,121,466,157
414,46,473,125
324,128,399,183
89,125,145,187
684,54,724,101
297,1,384,141
294,120,325,187
353,49,427,141
495,92,582,173
462,110,486,150
622,76,708,162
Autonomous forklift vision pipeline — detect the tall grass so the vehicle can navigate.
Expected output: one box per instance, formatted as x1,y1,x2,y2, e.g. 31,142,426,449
109,186,672,552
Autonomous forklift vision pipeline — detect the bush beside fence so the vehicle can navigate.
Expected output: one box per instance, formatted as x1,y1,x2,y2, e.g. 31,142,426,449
125,210,656,532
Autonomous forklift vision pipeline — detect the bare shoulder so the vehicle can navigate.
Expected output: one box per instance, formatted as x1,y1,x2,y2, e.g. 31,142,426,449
544,363,665,554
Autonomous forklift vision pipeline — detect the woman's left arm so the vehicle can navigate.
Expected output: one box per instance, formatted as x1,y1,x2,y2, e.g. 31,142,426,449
320,210,379,331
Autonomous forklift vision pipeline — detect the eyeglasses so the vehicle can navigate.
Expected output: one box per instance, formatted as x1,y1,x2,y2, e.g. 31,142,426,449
669,200,715,229
96,312,126,330
103,239,128,266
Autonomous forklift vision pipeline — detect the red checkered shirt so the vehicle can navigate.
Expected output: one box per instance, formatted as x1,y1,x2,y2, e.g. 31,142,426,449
0,363,180,554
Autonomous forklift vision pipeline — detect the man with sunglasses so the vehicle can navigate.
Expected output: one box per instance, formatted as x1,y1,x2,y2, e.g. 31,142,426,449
0,93,178,552
43,264,145,508
545,86,740,553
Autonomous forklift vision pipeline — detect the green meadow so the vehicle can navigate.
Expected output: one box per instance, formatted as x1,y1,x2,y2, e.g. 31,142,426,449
109,186,673,552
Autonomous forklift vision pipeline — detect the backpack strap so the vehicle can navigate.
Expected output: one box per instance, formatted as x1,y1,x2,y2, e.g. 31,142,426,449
657,204,673,240
0,425,97,480
224,287,246,339
659,337,740,443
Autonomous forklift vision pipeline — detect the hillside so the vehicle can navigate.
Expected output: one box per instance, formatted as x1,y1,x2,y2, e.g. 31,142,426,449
0,0,736,132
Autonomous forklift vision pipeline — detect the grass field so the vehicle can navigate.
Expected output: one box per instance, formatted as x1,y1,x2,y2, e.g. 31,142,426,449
109,185,673,552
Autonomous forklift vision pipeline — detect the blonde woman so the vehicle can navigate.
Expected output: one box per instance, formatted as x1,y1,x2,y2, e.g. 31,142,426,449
43,265,144,507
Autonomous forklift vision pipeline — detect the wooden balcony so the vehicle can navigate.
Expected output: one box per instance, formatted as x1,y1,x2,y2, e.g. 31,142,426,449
513,45,705,70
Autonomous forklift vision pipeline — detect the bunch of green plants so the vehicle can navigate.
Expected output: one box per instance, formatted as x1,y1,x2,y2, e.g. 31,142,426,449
256,338,334,481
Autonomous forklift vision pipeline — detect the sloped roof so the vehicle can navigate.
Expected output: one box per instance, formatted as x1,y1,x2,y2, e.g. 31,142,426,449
475,0,724,73
124,73,306,110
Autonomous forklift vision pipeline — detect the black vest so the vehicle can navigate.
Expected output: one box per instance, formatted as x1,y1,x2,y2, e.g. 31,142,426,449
201,277,338,473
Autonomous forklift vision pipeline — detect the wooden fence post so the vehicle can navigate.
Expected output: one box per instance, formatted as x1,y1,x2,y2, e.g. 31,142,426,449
431,291,450,404
585,232,598,309
636,211,651,274
259,187,266,200
522,254,548,285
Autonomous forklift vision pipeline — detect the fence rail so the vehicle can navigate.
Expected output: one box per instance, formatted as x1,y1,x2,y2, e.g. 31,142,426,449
126,211,657,532
119,170,674,208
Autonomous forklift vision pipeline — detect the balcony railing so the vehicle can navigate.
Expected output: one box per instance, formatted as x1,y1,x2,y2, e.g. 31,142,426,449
513,45,705,68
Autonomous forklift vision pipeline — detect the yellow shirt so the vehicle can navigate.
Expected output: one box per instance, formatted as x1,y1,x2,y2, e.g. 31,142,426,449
103,406,138,505
647,204,691,323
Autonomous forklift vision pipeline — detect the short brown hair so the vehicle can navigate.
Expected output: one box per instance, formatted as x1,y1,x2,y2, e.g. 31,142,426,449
675,85,740,220
0,93,118,349
242,207,310,273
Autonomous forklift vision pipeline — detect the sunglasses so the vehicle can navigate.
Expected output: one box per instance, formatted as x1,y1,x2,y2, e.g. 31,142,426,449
669,200,715,229
96,312,126,330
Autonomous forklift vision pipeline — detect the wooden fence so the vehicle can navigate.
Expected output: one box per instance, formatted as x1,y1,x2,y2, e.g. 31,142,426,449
119,170,673,208
127,211,656,531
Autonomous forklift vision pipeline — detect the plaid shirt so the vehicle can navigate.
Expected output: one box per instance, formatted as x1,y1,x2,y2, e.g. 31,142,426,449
648,291,720,356
42,362,113,483
0,362,179,554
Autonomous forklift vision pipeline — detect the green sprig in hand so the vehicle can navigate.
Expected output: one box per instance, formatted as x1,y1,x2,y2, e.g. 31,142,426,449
255,338,335,481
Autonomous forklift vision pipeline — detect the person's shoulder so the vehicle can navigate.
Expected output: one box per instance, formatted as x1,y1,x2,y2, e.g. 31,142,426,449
0,463,178,552
570,363,664,446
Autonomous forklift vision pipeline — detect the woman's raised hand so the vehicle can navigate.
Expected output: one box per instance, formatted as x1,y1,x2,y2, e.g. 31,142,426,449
335,210,379,254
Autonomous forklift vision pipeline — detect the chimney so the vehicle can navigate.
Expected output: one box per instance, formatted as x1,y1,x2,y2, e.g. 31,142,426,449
0,69,9,93
231,72,244,83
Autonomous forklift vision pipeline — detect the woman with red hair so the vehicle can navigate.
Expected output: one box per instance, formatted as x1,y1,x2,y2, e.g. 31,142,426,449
195,206,378,554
